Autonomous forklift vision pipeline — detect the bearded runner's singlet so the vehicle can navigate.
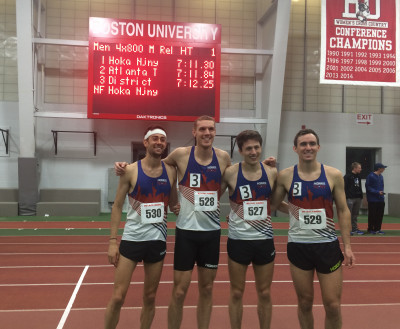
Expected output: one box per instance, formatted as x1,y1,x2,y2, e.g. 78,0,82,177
228,163,273,240
122,160,171,242
288,164,337,243
177,146,222,231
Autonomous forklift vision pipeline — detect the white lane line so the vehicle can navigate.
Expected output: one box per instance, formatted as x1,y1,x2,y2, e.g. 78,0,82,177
2,279,400,288
56,265,89,329
1,302,400,313
1,263,400,269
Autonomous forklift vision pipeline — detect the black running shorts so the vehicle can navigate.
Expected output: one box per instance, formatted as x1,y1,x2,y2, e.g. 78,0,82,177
227,238,275,266
287,239,344,274
174,228,220,271
119,240,166,263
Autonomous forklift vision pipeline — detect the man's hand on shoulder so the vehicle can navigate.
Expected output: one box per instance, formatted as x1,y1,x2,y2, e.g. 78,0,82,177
114,162,129,176
263,156,277,168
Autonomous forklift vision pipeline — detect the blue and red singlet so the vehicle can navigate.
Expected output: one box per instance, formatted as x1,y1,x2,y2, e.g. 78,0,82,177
228,162,273,240
177,146,222,231
288,164,337,243
123,160,171,242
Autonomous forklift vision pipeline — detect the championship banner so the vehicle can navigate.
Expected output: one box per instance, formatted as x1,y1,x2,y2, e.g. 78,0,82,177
321,0,400,86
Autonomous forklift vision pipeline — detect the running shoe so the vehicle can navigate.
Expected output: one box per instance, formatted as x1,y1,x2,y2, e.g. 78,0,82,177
368,231,377,234
377,230,385,234
356,230,365,235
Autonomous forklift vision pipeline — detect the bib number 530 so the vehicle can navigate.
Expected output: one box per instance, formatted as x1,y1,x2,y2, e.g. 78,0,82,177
141,202,164,224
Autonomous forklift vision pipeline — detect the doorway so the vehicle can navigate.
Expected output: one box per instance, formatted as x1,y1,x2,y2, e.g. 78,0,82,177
345,147,380,179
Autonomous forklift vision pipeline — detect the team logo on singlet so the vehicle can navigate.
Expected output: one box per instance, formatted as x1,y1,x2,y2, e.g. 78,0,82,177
313,182,326,189
207,166,217,172
257,181,267,189
157,178,168,185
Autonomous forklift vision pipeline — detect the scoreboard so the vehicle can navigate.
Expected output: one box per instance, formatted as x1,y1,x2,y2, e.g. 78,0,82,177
88,18,221,121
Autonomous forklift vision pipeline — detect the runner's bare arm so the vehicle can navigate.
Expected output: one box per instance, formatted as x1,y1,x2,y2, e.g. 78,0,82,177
162,147,188,167
108,165,135,267
329,167,355,268
221,163,238,196
270,168,290,212
166,165,179,215
215,148,232,174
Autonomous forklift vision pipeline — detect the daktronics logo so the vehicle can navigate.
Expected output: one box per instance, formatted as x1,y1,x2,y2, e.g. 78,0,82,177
342,0,381,21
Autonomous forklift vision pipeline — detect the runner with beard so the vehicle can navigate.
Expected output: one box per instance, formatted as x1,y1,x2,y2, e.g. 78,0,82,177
104,126,177,329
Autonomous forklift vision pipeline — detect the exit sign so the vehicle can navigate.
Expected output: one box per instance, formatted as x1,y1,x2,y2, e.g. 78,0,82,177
356,113,373,126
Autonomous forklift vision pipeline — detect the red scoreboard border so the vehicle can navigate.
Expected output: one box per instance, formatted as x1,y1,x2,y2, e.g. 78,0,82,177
88,17,221,122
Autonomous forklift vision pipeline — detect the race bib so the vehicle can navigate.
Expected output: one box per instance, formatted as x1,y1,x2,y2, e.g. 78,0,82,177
194,191,218,211
140,202,164,224
299,208,327,229
243,200,268,221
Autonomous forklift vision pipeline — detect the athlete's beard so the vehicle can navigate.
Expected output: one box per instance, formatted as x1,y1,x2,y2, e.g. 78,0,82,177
147,148,164,159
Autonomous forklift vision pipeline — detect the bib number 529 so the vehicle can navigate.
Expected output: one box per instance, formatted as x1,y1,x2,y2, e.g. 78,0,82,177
303,214,322,225
299,209,326,229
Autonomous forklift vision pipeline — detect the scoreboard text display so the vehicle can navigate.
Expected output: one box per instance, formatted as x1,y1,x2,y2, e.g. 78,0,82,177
88,18,221,121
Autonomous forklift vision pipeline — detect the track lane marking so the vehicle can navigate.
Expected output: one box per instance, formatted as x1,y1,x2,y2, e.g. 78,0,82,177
1,302,400,313
56,265,89,329
1,263,400,269
2,279,400,287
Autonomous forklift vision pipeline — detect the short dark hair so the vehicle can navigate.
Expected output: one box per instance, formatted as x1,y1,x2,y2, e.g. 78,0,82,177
351,162,361,170
193,115,215,129
236,130,263,151
293,128,320,147
143,125,166,139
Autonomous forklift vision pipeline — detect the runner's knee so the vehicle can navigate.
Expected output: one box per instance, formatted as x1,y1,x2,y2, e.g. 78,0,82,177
230,286,244,301
171,284,189,304
257,286,271,303
323,300,341,317
111,291,127,308
297,294,313,313
143,290,157,306
198,281,213,298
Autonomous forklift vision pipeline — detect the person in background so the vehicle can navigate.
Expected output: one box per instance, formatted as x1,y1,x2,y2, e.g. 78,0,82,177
344,162,364,235
365,163,387,235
